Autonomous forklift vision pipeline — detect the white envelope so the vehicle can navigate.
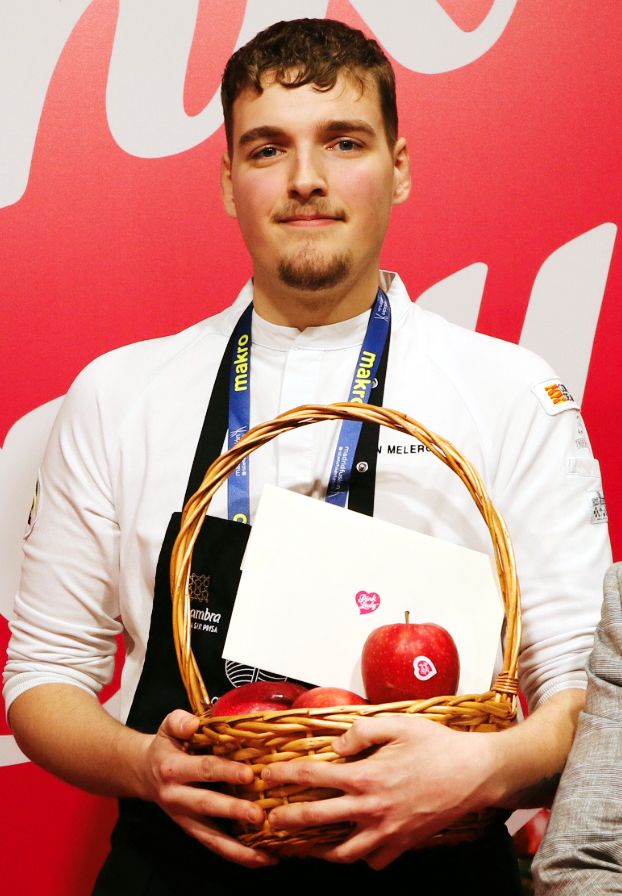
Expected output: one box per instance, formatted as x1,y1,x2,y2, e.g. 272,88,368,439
223,485,505,696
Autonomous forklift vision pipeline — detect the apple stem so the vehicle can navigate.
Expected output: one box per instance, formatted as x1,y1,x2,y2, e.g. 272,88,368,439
405,610,410,624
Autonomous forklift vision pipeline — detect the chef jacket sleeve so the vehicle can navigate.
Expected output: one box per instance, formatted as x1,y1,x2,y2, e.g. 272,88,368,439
3,363,123,713
492,382,612,711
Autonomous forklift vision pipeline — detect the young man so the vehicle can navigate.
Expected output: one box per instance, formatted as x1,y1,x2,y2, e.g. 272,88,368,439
3,18,611,895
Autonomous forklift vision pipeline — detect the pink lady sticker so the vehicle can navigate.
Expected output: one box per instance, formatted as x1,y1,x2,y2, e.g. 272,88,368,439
413,656,437,681
355,591,381,614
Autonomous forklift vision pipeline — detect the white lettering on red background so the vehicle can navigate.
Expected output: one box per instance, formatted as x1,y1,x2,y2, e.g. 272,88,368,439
417,223,617,404
0,0,516,208
351,0,517,74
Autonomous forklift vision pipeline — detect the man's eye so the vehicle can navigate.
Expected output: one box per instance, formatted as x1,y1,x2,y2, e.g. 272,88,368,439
253,146,279,159
334,139,360,152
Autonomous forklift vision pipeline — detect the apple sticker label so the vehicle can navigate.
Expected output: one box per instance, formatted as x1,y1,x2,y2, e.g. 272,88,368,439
413,656,437,681
225,485,504,696
356,591,381,614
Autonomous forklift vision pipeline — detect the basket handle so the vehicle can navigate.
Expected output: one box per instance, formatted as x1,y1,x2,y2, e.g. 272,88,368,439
170,402,521,716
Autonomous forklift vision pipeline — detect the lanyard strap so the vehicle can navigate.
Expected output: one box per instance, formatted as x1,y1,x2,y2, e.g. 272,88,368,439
227,290,391,522
227,303,254,523
325,288,390,506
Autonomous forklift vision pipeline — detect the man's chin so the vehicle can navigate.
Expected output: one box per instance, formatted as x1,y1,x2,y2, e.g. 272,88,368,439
277,254,350,292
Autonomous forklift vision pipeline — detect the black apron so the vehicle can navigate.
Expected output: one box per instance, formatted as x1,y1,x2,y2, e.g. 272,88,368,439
93,320,523,895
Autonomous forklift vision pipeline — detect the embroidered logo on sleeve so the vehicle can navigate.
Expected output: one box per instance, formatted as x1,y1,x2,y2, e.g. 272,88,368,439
589,489,608,524
532,379,580,415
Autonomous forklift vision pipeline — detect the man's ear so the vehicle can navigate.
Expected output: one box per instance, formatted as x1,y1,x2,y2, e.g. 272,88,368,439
220,153,237,219
392,137,411,206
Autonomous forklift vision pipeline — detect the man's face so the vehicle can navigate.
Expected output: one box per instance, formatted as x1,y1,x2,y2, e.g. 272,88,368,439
221,71,410,305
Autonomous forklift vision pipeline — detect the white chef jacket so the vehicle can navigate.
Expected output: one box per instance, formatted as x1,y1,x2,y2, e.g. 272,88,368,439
3,273,612,721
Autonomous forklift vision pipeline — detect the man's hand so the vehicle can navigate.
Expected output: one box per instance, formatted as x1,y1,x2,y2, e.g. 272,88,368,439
8,686,276,868
9,684,582,870
262,690,584,869
138,709,276,867
262,716,495,869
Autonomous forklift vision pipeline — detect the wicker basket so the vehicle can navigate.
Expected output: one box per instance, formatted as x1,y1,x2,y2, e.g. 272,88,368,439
170,402,521,853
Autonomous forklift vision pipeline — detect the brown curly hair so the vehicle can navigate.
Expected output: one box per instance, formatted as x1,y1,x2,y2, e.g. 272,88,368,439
221,18,398,152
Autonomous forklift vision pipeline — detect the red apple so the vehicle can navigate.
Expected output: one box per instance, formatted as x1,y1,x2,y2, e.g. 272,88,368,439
292,687,369,708
361,612,460,703
213,681,308,715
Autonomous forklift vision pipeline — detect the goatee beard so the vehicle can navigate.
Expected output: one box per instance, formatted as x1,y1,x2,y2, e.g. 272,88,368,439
278,250,351,291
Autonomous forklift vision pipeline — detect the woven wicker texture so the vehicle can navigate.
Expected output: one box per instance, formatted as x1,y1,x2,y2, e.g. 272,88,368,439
170,402,522,852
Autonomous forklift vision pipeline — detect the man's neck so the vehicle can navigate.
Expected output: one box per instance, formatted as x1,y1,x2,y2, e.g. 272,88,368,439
251,270,382,330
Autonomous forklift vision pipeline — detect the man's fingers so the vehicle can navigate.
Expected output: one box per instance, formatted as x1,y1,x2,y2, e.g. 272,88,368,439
156,749,255,787
332,716,430,756
364,843,403,870
173,814,277,868
261,756,350,790
147,711,265,830
268,794,360,830
158,708,200,740
319,829,421,867
163,782,264,825
154,709,256,787
315,827,379,864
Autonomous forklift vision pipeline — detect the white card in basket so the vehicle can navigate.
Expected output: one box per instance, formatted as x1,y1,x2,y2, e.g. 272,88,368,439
223,485,504,696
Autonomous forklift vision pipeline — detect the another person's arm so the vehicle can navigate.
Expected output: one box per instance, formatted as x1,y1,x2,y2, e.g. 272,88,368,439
532,564,622,895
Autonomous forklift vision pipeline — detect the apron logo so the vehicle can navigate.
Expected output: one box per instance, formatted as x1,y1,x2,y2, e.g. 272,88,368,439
225,660,287,689
189,574,221,631
190,607,221,627
189,573,210,603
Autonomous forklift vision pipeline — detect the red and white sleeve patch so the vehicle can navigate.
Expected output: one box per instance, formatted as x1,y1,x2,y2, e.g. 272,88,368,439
531,379,580,416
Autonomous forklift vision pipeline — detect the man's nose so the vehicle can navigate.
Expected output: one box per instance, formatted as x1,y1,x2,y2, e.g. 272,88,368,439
287,149,327,200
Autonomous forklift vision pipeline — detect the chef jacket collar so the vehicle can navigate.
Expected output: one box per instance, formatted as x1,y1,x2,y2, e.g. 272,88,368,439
218,271,410,352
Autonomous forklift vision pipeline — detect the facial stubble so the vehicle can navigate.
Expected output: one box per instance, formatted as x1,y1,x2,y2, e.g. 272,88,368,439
277,243,352,292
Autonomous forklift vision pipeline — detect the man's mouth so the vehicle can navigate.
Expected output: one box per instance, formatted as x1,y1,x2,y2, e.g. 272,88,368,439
280,215,340,226
276,208,345,226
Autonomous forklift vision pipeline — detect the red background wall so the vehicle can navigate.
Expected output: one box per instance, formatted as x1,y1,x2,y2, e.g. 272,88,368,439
1,2,620,892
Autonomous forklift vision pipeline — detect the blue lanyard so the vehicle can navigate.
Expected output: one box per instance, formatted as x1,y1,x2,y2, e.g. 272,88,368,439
227,303,253,524
227,290,391,522
325,289,390,506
